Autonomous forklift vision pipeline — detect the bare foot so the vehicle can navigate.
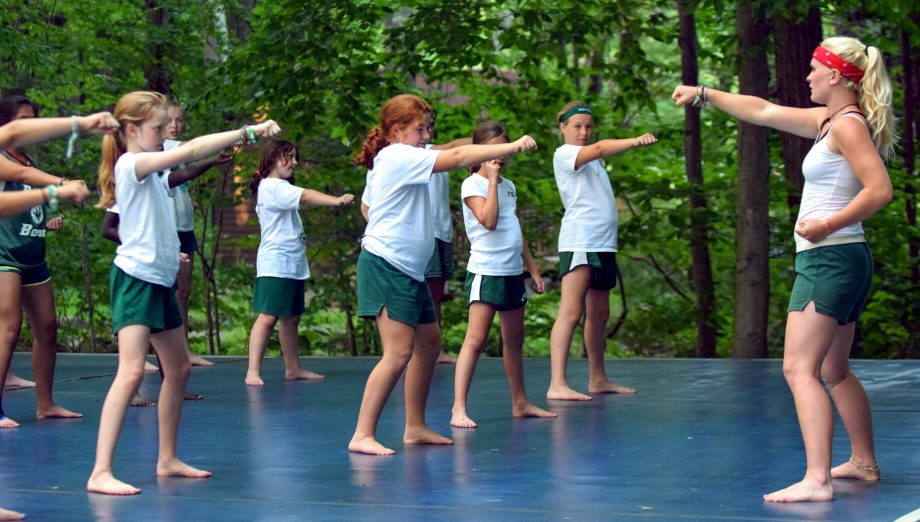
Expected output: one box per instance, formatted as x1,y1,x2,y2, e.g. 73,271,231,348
183,391,203,401
156,458,212,479
130,394,156,407
0,416,20,429
450,409,477,429
349,436,395,456
831,459,881,481
86,472,141,495
512,402,557,419
546,385,593,401
36,404,83,419
285,368,325,381
0,507,24,521
189,355,214,367
4,373,35,388
437,351,457,364
245,371,265,386
404,425,453,446
588,380,637,394
144,361,159,373
763,479,833,503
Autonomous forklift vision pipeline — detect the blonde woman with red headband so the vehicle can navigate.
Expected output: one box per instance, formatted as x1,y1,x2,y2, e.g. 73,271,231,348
673,36,895,503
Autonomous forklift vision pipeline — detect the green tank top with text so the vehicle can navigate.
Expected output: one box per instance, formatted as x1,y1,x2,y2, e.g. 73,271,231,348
0,150,46,269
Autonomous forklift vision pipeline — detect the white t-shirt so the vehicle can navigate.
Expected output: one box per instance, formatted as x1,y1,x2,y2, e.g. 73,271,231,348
163,139,195,232
113,152,181,287
427,145,452,241
255,178,309,280
796,115,866,252
361,143,440,282
553,144,617,252
461,174,523,275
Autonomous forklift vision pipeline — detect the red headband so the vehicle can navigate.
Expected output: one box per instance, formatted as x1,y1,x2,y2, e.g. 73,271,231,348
813,46,864,84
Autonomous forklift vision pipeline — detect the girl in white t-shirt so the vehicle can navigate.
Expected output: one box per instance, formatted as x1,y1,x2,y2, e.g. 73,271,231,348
547,101,656,402
87,90,280,496
349,94,537,455
451,121,555,428
245,140,354,386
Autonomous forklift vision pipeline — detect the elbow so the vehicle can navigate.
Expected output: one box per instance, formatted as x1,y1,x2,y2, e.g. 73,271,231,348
483,220,498,231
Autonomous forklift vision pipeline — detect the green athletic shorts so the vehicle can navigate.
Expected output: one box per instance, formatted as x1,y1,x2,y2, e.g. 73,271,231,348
357,249,436,328
252,276,305,318
0,262,51,287
465,272,527,311
109,265,183,334
424,238,454,279
788,242,873,325
559,251,618,290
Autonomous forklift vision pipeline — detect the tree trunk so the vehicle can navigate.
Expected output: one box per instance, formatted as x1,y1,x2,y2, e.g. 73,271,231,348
144,1,172,94
732,0,771,358
677,0,717,358
774,2,821,221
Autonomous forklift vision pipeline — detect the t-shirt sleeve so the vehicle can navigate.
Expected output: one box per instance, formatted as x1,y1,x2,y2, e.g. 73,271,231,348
361,171,373,207
382,144,439,186
554,144,584,174
114,152,139,186
460,176,487,201
263,180,304,210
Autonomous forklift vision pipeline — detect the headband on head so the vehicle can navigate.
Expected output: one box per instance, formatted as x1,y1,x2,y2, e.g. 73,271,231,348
813,46,865,84
559,105,593,124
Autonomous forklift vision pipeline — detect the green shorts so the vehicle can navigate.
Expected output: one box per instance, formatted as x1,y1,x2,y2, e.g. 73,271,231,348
424,238,454,279
178,230,197,256
357,249,436,328
559,251,618,290
465,272,527,311
788,242,873,325
252,276,305,318
0,262,51,287
109,265,183,334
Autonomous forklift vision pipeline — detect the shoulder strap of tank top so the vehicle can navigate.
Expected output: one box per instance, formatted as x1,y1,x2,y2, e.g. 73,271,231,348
816,110,866,143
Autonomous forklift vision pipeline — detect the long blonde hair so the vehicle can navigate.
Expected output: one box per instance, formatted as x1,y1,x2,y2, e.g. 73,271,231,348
821,36,897,161
96,91,169,208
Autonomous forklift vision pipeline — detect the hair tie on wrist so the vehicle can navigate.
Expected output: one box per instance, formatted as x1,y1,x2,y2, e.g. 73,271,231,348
47,184,59,211
65,115,78,159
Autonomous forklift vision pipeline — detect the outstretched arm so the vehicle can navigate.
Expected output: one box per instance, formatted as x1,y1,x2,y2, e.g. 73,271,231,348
134,120,280,181
574,133,657,170
0,112,119,150
0,155,65,186
431,137,472,151
300,190,355,208
672,85,825,139
432,136,536,173
0,182,90,218
167,154,233,188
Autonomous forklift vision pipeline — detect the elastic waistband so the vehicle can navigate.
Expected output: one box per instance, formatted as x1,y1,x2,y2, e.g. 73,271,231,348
796,234,866,253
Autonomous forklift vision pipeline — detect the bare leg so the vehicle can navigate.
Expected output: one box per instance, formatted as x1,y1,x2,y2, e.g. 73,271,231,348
0,272,23,428
404,322,452,446
499,307,555,419
451,303,495,428
177,255,212,367
428,277,456,364
150,327,211,479
87,325,149,495
763,302,838,503
22,281,81,419
279,315,324,381
584,288,635,394
822,323,880,481
547,267,592,401
349,308,414,455
245,313,278,386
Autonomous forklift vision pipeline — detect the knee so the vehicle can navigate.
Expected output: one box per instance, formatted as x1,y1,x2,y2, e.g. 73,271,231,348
554,307,583,329
782,359,818,387
0,320,22,347
117,367,146,388
820,363,850,387
170,359,192,381
381,350,412,370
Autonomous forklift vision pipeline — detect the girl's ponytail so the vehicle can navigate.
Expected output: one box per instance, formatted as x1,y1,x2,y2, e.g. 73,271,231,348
96,133,124,209
355,127,387,169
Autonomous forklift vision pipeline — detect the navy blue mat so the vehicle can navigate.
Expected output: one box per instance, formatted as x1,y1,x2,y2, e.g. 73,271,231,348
1,354,919,521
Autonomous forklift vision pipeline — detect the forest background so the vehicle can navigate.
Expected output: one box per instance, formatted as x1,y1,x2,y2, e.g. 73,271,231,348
1,0,917,361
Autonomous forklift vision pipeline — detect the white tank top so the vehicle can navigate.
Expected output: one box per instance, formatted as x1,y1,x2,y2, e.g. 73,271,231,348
795,112,867,252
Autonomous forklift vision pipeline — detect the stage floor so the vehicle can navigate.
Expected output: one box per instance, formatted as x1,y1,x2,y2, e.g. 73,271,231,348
1,354,919,521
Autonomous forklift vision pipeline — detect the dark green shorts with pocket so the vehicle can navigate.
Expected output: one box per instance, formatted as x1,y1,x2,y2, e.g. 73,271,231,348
424,238,454,280
788,242,873,325
357,249,436,328
465,272,527,311
110,265,183,334
252,276,305,318
559,251,618,290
